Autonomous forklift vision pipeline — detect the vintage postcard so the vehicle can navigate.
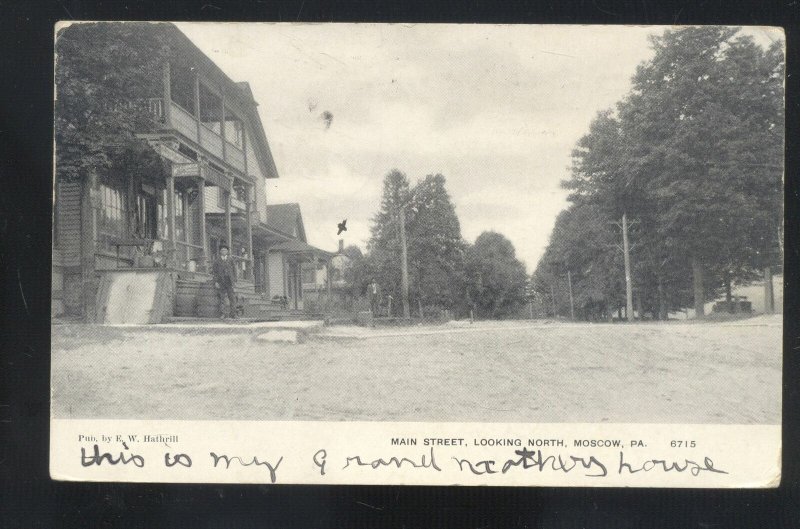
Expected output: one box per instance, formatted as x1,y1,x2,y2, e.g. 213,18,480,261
50,22,784,487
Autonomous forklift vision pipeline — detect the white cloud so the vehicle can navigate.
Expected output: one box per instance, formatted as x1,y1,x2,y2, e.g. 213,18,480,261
174,23,779,270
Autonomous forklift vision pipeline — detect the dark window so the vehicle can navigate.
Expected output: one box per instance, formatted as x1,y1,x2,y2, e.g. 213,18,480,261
98,182,126,248
174,190,185,242
199,83,223,134
135,192,157,239
224,106,243,147
170,63,196,114
157,189,186,241
233,182,247,203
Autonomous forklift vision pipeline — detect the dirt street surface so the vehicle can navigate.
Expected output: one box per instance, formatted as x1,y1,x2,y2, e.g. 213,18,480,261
51,316,782,423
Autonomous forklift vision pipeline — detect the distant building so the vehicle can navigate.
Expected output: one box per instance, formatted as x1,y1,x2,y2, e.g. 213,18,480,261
303,239,352,295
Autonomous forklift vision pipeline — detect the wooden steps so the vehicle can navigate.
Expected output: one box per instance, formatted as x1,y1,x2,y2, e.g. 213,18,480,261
174,278,296,320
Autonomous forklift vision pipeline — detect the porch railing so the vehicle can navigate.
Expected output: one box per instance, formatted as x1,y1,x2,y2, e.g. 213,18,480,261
231,254,254,281
226,143,246,172
171,102,198,143
174,240,206,271
105,98,165,122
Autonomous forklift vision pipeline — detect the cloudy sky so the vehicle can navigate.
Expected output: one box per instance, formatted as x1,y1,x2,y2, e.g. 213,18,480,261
175,23,778,272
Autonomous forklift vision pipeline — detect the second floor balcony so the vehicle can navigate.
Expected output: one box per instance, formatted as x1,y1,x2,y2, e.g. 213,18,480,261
155,98,247,174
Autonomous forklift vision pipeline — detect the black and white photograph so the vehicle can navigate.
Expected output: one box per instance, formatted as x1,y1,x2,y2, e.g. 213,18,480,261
49,22,785,486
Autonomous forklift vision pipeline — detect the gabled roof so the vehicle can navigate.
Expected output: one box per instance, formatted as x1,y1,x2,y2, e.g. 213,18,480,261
161,23,281,180
271,239,333,258
266,203,306,242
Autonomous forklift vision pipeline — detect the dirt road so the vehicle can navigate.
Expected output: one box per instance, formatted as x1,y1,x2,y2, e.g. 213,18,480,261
51,317,782,423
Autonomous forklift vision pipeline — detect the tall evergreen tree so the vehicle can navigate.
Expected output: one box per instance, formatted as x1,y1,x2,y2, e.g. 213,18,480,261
366,169,411,307
465,232,528,318
367,170,467,315
407,174,467,311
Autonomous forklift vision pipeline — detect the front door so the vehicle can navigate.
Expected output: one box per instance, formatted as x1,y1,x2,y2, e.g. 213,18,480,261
135,190,158,239
285,262,303,310
254,253,267,294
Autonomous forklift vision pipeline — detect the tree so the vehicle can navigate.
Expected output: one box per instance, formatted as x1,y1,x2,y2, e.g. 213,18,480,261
406,174,467,312
366,169,411,310
55,22,176,185
367,170,467,315
465,232,528,318
553,27,784,318
534,203,625,320
340,244,368,300
620,27,784,315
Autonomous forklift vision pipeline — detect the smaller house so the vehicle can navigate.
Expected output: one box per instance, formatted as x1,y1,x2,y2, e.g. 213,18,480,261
303,239,352,294
264,203,332,311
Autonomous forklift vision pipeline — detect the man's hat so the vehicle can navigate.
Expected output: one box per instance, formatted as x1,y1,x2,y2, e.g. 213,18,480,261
219,243,230,251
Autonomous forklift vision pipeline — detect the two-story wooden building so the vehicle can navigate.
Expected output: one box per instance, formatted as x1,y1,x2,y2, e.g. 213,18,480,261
53,22,331,322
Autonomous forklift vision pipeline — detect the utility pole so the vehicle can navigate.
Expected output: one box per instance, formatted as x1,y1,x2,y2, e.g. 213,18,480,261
398,207,410,319
567,270,575,320
622,212,634,321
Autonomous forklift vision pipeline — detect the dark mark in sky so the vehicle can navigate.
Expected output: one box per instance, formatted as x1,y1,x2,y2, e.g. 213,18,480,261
321,110,333,129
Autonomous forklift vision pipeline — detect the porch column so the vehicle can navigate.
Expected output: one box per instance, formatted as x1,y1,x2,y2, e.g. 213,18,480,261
264,249,271,298
242,115,248,174
162,61,172,127
197,173,207,269
166,172,176,251
283,253,289,298
220,91,227,161
224,182,232,250
326,257,332,298
81,171,98,321
194,73,201,140
126,177,135,236
245,183,254,281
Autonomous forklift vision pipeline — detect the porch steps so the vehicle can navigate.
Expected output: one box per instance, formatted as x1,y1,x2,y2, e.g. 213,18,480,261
175,278,306,321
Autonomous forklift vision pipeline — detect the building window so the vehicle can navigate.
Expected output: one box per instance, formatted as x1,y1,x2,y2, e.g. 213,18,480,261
157,189,186,241
170,63,196,115
134,192,158,239
175,190,185,242
224,107,243,147
217,187,227,209
199,83,223,134
233,182,247,202
98,183,126,248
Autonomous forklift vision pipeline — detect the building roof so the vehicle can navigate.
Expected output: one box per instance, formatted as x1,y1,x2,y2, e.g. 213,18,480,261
271,238,333,258
156,23,281,180
266,203,306,242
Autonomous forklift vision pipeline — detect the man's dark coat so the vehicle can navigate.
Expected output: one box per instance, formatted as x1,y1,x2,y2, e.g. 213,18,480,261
212,256,237,287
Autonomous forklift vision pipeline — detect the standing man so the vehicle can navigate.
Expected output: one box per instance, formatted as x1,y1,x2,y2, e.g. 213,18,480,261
212,244,238,319
368,278,380,317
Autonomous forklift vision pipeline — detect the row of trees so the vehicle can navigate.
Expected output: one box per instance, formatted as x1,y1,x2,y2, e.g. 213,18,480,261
341,170,530,319
534,27,784,320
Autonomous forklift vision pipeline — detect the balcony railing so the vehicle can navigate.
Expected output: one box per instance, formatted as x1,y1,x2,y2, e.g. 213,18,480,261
170,102,198,143
107,98,165,122
200,124,224,159
141,98,248,174
226,143,246,172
